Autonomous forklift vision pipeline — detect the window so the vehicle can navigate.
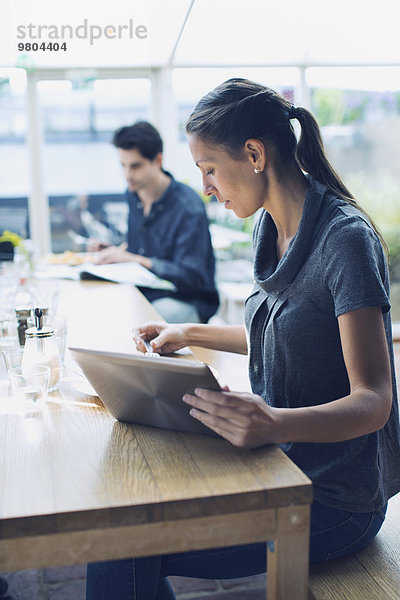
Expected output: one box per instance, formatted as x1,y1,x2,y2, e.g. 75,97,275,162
173,67,299,191
36,77,151,252
0,68,29,237
308,67,400,320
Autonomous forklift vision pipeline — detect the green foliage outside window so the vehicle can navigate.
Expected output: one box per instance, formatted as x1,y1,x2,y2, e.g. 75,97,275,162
312,88,369,125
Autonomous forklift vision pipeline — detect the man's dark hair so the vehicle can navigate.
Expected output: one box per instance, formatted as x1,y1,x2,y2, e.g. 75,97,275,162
112,121,163,160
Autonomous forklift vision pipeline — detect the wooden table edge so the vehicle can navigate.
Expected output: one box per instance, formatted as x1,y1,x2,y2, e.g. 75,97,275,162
0,482,312,540
0,504,312,573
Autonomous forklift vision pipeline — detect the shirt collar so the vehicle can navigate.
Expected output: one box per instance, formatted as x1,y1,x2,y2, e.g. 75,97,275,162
254,176,328,295
126,171,176,210
151,171,175,209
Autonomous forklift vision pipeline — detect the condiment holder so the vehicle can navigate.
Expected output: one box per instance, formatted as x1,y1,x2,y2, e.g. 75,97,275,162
22,308,62,392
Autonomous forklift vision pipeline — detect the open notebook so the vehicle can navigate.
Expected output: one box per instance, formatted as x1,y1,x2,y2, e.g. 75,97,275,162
35,261,176,291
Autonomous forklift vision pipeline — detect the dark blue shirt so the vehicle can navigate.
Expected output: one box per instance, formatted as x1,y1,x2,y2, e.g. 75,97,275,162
126,173,219,322
245,176,400,512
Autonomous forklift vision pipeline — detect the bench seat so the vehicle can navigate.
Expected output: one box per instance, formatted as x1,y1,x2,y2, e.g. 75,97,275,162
309,492,400,599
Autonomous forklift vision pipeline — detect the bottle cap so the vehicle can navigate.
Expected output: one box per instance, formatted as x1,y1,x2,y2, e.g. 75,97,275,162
35,307,49,316
25,326,55,338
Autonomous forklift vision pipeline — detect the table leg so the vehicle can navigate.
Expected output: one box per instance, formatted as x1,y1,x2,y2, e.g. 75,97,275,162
267,504,310,600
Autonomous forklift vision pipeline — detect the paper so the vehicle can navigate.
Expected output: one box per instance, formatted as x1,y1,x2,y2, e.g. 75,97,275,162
35,262,176,291
34,265,81,280
79,263,176,290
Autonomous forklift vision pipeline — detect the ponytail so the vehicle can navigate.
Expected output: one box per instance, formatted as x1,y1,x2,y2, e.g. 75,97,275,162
293,107,387,254
186,78,387,253
295,108,352,199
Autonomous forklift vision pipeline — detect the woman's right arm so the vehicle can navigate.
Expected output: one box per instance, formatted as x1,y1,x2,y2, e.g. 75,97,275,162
186,324,248,354
133,323,248,355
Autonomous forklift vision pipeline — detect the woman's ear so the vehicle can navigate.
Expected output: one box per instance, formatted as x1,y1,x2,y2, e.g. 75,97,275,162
244,138,267,172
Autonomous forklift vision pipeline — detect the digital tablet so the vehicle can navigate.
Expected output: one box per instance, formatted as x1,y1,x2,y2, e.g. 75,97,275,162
69,347,222,437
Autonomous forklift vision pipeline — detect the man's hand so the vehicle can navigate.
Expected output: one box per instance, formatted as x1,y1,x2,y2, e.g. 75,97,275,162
87,238,110,252
95,242,131,264
95,243,152,268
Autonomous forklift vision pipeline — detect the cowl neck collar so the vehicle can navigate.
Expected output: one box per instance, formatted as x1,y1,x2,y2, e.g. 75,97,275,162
253,177,328,295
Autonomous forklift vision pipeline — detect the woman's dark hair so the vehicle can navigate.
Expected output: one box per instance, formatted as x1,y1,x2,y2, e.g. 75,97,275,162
112,121,163,160
186,78,386,251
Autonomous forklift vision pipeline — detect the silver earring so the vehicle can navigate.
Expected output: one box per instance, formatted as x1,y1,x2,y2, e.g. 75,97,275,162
254,168,262,174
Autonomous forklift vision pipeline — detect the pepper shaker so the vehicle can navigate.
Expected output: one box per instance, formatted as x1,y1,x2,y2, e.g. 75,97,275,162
15,307,31,346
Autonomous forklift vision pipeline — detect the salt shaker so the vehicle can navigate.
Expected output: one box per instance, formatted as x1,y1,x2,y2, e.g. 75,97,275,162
22,308,62,392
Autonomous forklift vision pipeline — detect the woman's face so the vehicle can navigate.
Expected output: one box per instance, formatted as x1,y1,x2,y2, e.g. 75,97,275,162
188,134,266,219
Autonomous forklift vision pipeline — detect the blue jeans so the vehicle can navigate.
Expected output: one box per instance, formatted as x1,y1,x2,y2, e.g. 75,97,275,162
86,500,387,600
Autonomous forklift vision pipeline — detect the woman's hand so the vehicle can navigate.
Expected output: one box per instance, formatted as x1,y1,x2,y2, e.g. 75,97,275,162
183,388,282,448
133,322,190,355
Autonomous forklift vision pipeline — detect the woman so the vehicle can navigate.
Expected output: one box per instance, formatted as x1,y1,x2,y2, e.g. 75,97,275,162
86,78,400,600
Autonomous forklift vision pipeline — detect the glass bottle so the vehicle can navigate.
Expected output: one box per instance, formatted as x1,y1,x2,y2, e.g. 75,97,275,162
22,309,62,392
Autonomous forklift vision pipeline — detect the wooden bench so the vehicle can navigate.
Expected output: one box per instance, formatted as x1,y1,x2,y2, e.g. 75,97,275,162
309,492,400,599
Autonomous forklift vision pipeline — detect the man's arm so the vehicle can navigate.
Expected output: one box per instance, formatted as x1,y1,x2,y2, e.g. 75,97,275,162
95,200,215,292
147,211,215,290
94,243,153,267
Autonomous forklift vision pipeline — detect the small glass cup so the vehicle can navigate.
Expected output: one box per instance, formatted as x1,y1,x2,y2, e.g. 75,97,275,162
0,263,19,310
2,346,24,371
0,312,18,349
8,365,50,407
28,281,59,315
0,379,11,402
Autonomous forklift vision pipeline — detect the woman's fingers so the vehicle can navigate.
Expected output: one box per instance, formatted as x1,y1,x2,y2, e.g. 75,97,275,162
183,388,277,448
189,409,247,441
133,323,187,354
151,329,174,351
183,389,255,421
133,322,161,337
133,322,164,351
150,325,187,353
190,388,256,410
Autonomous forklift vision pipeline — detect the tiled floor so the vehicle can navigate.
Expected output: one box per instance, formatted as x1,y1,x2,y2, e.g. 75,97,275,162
0,566,266,599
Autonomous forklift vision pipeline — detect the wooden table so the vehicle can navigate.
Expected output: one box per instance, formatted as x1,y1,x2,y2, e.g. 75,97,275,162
0,280,312,600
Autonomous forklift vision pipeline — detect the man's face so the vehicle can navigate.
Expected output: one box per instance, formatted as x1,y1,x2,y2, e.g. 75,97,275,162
117,148,161,193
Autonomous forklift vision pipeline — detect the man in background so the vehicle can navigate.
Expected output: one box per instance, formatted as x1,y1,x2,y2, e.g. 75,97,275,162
90,121,219,323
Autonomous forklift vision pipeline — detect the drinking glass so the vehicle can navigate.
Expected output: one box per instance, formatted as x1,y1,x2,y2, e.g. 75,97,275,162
0,262,19,311
28,281,59,315
2,346,24,371
0,312,18,349
8,365,50,407
0,379,11,402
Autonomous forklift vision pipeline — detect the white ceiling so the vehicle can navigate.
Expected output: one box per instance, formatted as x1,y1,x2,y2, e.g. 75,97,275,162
176,0,400,66
0,0,399,69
